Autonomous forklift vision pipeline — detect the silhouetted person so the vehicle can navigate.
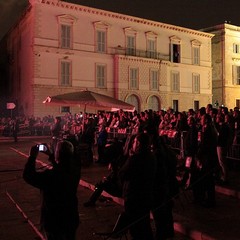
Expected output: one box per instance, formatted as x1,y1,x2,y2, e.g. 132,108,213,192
84,137,132,207
195,113,218,207
96,124,108,163
80,117,95,164
51,116,62,152
119,133,156,240
12,117,19,142
181,116,199,189
152,136,178,240
23,140,81,240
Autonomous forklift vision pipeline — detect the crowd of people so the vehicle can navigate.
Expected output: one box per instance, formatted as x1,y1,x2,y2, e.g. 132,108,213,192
1,104,240,140
7,104,240,239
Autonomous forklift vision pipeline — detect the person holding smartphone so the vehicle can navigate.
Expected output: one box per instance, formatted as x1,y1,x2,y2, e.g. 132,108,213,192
23,141,81,240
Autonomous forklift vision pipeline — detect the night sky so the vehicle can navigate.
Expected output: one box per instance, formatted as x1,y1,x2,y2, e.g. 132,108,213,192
0,0,240,40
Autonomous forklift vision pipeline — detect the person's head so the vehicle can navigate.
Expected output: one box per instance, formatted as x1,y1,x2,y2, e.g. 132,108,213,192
216,113,224,124
206,104,213,114
55,116,61,124
55,140,74,167
199,107,206,116
200,113,212,126
187,116,196,126
132,132,150,154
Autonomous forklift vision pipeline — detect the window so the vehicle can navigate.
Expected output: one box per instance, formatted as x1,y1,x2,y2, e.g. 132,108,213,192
126,94,139,112
96,64,106,88
236,99,240,109
194,101,199,111
148,95,160,111
147,39,157,58
129,68,139,89
150,70,158,90
173,100,178,112
232,65,240,85
61,24,72,49
126,35,136,55
60,61,71,86
94,21,109,53
96,30,106,53
193,74,200,93
233,43,240,54
191,40,201,65
57,15,76,49
61,106,70,113
146,31,157,59
171,71,180,92
193,47,200,65
124,27,137,56
171,44,180,63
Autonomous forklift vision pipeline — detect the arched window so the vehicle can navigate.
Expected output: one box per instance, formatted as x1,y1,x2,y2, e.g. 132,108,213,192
148,95,160,111
126,94,140,112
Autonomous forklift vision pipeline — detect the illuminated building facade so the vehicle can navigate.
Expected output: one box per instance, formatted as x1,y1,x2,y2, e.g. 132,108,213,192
203,23,240,109
3,0,213,117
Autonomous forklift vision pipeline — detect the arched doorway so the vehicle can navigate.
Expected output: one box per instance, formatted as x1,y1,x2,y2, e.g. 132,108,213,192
148,95,160,111
126,94,140,112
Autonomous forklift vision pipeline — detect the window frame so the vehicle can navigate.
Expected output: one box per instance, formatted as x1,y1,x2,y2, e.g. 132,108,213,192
191,40,201,65
232,65,240,85
173,100,179,112
94,21,109,54
60,60,72,86
192,46,200,65
129,68,139,90
96,64,107,88
194,100,199,111
57,14,76,49
146,31,157,59
150,69,159,91
60,106,71,113
148,95,160,111
236,99,240,109
233,43,240,54
60,24,72,49
192,73,200,93
96,30,106,53
126,35,136,56
171,71,180,92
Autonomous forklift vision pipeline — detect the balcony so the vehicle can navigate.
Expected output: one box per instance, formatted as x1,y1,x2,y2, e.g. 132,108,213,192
114,46,169,61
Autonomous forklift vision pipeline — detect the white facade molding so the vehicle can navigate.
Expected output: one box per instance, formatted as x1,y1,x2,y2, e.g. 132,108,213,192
93,21,111,29
191,39,202,46
57,14,78,24
40,0,213,38
169,35,181,44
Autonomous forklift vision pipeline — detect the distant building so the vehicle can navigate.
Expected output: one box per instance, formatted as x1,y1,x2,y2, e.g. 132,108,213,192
203,23,240,109
0,0,213,117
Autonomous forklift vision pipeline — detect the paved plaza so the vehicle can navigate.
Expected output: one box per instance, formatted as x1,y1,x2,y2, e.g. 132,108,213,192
1,136,240,240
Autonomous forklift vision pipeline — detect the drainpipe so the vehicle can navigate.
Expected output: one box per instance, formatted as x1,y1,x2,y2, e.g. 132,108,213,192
113,55,119,99
221,28,225,106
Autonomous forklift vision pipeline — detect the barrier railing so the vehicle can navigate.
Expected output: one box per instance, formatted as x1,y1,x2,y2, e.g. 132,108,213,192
227,144,240,161
2,122,240,163
105,127,132,141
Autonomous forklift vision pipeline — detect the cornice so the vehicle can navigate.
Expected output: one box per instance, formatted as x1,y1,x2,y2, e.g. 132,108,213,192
40,0,214,39
202,23,240,34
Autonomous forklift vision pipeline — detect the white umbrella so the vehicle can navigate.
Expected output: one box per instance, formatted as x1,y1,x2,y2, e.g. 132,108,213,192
43,90,135,112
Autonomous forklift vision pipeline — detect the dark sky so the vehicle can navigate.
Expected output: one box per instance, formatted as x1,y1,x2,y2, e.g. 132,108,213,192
1,0,240,40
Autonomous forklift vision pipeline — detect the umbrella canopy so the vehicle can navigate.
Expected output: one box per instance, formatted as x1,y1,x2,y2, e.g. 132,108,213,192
43,90,135,112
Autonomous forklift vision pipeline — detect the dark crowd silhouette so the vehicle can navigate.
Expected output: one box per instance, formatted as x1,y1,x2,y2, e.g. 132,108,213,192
8,103,240,239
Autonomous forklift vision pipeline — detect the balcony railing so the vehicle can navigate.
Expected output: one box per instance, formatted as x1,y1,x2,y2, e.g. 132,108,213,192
114,47,170,61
